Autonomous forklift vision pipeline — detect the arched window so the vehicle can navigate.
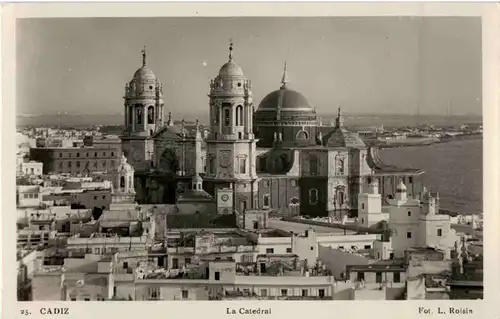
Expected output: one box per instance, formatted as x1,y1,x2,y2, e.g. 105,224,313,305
236,105,243,126
309,188,318,205
224,109,231,126
336,158,344,175
120,176,125,188
208,156,215,174
309,154,319,176
136,106,143,125
147,106,155,124
128,107,133,125
296,130,309,140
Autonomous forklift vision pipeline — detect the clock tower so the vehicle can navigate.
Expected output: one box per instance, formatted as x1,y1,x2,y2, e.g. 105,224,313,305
121,46,164,171
205,41,259,214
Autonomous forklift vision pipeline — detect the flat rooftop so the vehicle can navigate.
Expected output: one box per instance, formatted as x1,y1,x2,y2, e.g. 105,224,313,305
267,219,356,235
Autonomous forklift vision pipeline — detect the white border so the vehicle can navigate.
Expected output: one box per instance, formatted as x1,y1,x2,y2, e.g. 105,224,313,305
2,3,499,319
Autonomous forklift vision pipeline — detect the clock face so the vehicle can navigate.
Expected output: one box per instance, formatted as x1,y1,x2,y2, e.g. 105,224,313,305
221,194,229,202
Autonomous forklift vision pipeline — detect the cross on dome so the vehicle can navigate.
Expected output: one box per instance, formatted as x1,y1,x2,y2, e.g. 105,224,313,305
280,62,289,89
142,45,147,66
229,39,234,61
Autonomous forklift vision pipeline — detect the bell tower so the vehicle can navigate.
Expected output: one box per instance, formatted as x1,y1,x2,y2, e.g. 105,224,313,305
205,41,259,214
121,47,164,170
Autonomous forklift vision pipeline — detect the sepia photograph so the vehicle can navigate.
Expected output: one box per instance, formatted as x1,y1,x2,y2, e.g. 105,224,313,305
4,3,497,315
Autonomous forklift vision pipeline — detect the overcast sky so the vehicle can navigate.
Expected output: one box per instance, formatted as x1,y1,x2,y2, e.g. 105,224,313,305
16,17,481,117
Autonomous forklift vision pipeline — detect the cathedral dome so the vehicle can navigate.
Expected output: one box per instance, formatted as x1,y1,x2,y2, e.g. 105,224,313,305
258,88,314,111
218,60,244,78
131,47,156,82
133,66,156,82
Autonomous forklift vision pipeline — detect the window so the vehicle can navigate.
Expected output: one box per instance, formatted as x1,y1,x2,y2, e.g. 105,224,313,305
362,203,365,210
214,272,220,281
147,106,155,124
70,297,76,301
172,258,179,269
296,130,309,140
235,105,243,126
286,248,292,253
68,161,72,168
69,153,72,158
239,158,246,174
84,298,90,301
111,152,114,157
310,246,314,251
77,153,80,157
407,232,412,238
103,152,106,156
240,255,253,263
263,194,270,208
408,177,413,184
59,162,63,169
364,245,371,249
309,188,318,205
102,195,106,199
76,161,80,168
309,154,319,175
302,289,308,297
224,109,231,126
94,196,97,200
266,248,274,254
408,211,411,217
281,289,288,296
260,289,267,297
336,158,344,175
357,272,365,281
102,161,107,168
181,290,188,299
376,272,382,283
393,272,401,283
208,157,215,174
94,152,98,157
149,287,160,299
437,229,442,237
318,289,325,298
185,257,191,264
253,221,258,230
59,153,63,157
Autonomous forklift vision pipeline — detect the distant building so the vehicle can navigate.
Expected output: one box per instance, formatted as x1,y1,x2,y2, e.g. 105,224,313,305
29,146,121,176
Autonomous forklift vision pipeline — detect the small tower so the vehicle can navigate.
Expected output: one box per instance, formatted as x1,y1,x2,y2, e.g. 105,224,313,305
192,173,203,191
112,154,136,204
395,180,407,201
194,119,203,174
358,179,384,227
421,190,436,215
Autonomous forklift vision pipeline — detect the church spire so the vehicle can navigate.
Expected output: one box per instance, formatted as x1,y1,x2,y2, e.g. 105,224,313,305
229,39,234,61
142,45,147,66
280,62,289,89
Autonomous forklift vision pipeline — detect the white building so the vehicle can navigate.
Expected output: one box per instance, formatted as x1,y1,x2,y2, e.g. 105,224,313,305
359,180,459,259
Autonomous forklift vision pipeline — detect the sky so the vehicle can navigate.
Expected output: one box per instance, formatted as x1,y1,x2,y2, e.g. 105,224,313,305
16,17,482,118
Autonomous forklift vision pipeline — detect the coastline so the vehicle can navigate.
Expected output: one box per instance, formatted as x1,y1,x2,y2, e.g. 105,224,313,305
373,134,482,149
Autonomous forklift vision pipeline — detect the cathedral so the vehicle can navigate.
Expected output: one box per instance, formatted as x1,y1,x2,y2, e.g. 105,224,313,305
120,44,424,218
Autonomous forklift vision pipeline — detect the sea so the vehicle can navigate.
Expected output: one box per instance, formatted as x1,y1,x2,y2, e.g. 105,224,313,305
379,139,482,215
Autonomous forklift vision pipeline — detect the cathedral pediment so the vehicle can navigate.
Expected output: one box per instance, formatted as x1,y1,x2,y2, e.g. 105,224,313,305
152,125,186,140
